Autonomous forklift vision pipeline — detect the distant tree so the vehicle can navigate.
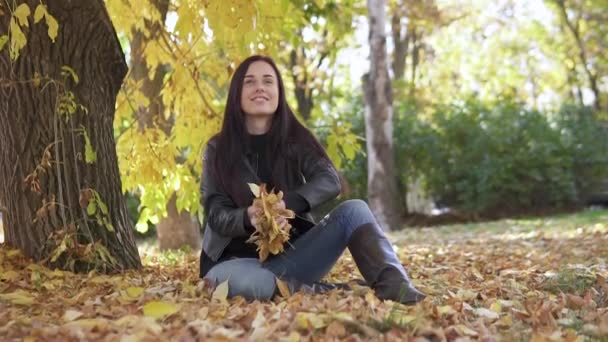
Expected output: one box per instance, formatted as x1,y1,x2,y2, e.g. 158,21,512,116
364,0,402,231
548,0,607,113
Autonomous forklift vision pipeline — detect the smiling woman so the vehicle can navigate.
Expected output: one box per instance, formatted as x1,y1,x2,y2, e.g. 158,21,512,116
240,61,280,134
197,55,425,305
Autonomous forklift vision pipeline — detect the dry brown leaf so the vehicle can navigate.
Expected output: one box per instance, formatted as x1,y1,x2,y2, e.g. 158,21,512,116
246,183,295,261
1,211,607,340
275,277,291,298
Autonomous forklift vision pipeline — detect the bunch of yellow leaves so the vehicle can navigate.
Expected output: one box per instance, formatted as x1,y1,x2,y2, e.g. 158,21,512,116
246,183,295,262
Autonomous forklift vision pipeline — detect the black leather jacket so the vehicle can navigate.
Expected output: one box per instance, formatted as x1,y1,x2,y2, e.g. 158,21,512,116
200,138,341,261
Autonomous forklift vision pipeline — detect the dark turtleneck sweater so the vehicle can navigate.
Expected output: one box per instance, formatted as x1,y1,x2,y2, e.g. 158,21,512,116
200,133,311,276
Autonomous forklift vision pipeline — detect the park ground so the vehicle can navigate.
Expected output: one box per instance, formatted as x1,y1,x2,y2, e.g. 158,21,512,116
0,209,607,340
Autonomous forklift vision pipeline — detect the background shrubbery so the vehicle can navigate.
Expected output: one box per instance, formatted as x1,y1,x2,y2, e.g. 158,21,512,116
337,98,608,217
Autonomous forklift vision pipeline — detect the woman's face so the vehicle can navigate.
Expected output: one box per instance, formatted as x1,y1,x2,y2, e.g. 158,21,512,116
240,61,279,117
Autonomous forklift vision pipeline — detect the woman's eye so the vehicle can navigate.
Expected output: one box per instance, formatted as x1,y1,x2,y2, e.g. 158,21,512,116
264,79,273,85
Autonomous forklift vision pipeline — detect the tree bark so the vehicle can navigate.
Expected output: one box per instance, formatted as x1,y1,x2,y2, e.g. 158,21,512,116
364,0,402,231
156,195,201,251
0,0,140,271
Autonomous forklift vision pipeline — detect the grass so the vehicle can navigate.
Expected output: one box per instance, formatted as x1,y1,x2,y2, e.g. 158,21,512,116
395,207,608,244
542,266,597,296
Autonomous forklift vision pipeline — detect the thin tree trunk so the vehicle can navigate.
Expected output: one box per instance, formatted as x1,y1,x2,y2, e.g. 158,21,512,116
130,0,172,135
555,0,601,111
409,28,419,97
0,0,140,271
365,0,402,231
391,14,409,80
289,49,313,121
156,195,201,251
129,0,201,250
390,9,435,216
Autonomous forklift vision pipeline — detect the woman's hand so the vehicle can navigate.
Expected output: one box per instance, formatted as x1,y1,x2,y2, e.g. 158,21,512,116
274,200,289,230
247,205,261,228
247,200,289,230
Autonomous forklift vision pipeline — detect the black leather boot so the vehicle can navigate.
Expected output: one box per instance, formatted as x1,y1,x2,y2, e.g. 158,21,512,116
348,223,426,305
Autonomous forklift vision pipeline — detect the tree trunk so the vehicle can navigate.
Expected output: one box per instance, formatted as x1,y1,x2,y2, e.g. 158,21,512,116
0,0,141,271
128,0,201,250
130,0,172,135
156,195,201,251
390,13,435,215
555,0,602,112
409,28,419,97
289,48,314,121
364,0,402,231
391,13,409,80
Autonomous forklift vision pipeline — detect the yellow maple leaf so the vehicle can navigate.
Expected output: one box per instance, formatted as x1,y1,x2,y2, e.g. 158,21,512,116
142,301,179,319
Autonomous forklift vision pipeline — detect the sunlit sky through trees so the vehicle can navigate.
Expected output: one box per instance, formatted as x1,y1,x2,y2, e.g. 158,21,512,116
146,0,598,112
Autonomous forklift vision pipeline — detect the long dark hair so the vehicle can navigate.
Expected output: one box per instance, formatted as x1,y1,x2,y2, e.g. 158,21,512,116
211,55,332,207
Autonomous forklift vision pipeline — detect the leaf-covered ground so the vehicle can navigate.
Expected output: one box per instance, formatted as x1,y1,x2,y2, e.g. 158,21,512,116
1,209,607,341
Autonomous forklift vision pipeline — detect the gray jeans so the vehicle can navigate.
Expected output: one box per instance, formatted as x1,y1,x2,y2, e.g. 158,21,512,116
204,199,376,300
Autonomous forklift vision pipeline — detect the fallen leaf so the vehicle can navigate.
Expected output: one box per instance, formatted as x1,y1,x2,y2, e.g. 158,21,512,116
454,324,478,337
438,305,457,316
142,301,179,319
64,318,108,330
490,301,502,313
115,315,140,328
475,307,499,320
198,307,209,319
456,288,477,301
275,277,291,298
250,309,268,341
63,309,84,322
212,280,229,303
6,249,21,258
0,270,20,281
121,286,145,301
295,312,329,330
0,290,35,305
284,331,301,342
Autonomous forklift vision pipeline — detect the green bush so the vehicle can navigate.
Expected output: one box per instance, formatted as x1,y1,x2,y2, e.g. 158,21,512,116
393,98,608,215
316,93,607,217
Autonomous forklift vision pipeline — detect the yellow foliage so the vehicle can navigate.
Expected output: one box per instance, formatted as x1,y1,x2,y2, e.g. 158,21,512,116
246,183,295,262
143,40,166,80
107,0,311,227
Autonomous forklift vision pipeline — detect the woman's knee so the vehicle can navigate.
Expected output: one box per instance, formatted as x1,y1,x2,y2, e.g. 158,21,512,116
205,259,276,301
334,199,375,224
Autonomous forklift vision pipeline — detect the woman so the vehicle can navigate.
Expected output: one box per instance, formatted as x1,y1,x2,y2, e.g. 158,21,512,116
199,55,425,305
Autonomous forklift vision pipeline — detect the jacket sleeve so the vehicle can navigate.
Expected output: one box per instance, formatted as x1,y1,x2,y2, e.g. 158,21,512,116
292,143,341,210
200,143,249,238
